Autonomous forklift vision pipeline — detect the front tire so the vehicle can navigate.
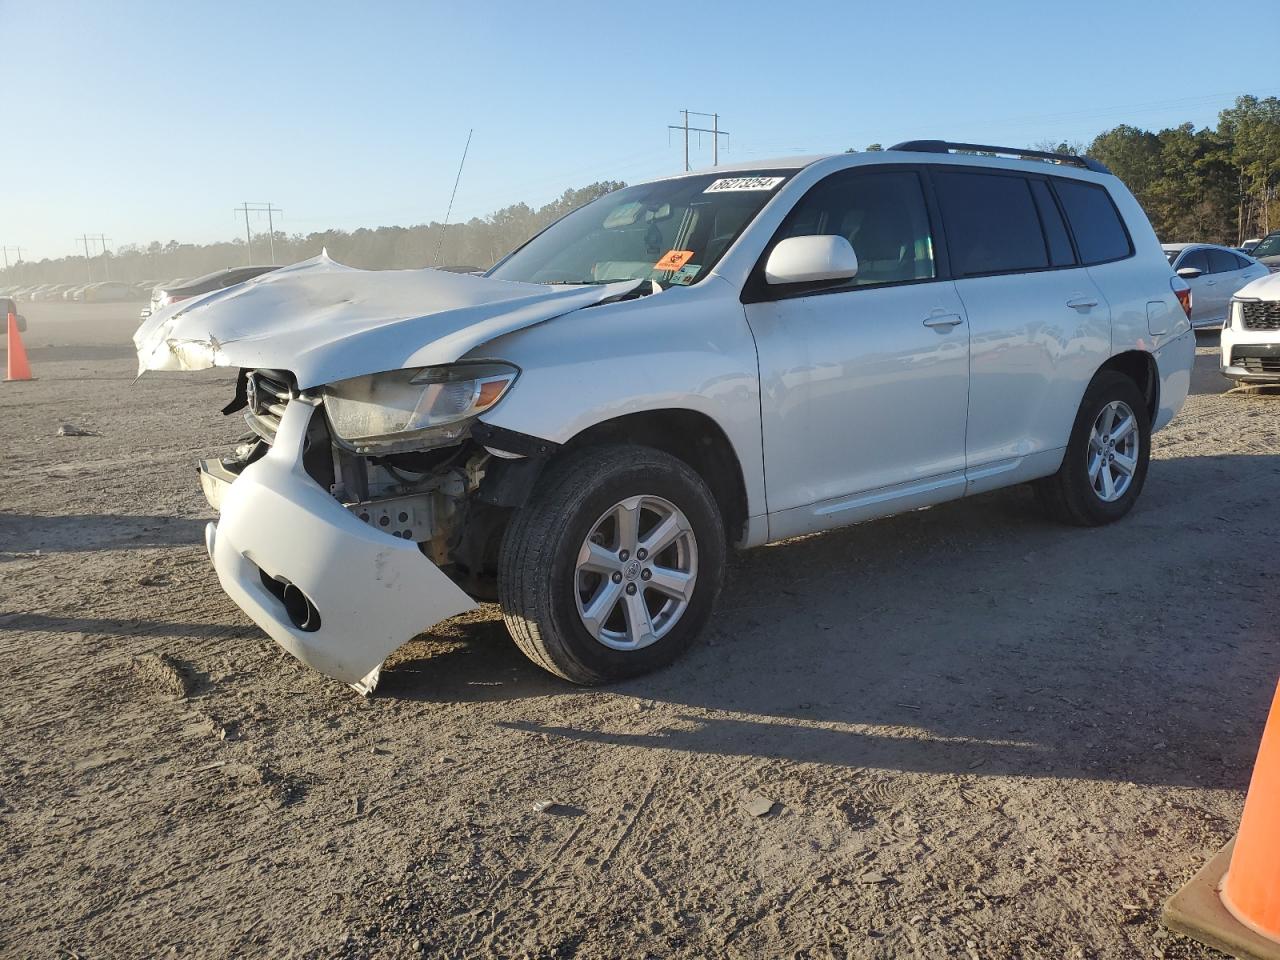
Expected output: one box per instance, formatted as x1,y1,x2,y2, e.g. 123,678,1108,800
498,444,726,684
1036,370,1151,526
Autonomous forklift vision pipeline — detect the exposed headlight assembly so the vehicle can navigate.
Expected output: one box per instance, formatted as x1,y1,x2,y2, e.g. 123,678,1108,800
323,362,518,454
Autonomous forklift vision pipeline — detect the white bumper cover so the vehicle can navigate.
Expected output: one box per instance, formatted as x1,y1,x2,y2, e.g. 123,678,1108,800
205,398,476,689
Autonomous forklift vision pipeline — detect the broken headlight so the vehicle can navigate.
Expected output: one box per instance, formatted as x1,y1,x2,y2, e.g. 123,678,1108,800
322,362,518,454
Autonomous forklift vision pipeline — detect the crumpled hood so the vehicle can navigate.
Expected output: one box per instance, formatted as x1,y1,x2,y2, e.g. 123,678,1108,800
133,253,642,388
1237,269,1280,301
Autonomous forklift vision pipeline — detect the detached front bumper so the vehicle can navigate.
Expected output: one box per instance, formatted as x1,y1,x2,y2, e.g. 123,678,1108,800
200,398,476,691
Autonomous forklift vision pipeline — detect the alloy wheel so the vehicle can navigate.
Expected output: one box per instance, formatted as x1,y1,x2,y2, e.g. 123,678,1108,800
574,495,698,650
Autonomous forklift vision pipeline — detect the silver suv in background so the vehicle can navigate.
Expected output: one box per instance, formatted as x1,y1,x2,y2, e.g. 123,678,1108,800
137,141,1195,693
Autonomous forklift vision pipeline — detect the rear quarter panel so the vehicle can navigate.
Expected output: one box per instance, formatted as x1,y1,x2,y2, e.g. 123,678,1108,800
1086,179,1192,431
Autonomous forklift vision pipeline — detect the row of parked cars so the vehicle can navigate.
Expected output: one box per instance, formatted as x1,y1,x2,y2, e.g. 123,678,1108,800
1,264,290,310
1,279,160,303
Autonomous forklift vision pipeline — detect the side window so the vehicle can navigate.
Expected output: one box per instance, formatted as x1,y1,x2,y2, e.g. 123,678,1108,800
1053,179,1132,265
1029,179,1076,267
1206,248,1241,274
932,171,1049,276
1234,253,1254,270
1179,249,1210,274
778,170,936,287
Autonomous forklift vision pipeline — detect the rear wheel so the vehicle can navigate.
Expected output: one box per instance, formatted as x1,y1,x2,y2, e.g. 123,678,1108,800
1036,371,1151,526
499,444,725,684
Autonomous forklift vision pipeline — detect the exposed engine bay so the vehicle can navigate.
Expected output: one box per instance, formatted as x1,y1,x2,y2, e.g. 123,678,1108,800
201,368,552,603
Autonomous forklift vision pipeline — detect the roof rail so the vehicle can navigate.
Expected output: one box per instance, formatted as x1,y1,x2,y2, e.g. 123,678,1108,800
887,140,1112,175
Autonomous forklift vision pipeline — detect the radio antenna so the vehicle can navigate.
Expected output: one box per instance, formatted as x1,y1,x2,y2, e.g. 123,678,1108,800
433,128,474,266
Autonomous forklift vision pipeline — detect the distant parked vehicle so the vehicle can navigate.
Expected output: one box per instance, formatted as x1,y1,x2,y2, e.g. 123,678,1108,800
82,281,135,303
19,284,54,301
1248,231,1280,273
1163,243,1269,328
63,284,91,301
141,265,280,319
1241,238,1263,255
33,284,74,301
1221,271,1280,384
1,297,28,331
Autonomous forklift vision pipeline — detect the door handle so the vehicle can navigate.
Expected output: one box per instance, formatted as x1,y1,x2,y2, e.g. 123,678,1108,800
1204,279,1217,286
1066,295,1099,310
923,313,964,329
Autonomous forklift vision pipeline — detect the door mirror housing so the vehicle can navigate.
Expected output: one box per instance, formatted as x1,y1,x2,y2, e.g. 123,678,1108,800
765,235,859,285
1176,266,1203,280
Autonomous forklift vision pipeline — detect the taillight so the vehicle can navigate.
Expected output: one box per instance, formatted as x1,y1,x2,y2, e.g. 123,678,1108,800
1171,276,1192,319
159,293,189,307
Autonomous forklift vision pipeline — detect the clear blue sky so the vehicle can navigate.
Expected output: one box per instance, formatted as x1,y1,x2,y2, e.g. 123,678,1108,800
2,0,1275,262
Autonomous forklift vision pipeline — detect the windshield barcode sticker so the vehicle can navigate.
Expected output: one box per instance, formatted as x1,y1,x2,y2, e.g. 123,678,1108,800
703,176,785,193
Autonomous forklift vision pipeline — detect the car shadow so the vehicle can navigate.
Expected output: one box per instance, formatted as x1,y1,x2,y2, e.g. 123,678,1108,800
0,512,210,553
383,451,1280,790
0,610,258,640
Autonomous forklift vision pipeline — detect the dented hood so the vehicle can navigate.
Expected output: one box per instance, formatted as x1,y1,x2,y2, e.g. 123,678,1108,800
133,253,642,388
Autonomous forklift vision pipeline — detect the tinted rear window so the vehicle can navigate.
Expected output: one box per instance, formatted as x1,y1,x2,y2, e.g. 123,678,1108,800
1029,179,1075,267
933,171,1048,276
1207,248,1241,274
1179,249,1210,273
1054,180,1131,265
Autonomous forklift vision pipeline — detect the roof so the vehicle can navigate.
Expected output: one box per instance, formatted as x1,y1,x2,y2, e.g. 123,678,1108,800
650,145,1115,186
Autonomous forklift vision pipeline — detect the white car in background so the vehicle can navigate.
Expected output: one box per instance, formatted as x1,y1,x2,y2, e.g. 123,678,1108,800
1163,243,1269,328
1221,272,1280,383
81,281,135,302
137,141,1195,693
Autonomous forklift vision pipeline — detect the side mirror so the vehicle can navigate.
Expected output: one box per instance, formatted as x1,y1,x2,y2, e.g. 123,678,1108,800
765,235,859,285
1177,266,1203,280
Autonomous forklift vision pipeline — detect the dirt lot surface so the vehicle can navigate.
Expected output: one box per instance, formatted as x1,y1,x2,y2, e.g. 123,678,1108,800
2,304,1278,959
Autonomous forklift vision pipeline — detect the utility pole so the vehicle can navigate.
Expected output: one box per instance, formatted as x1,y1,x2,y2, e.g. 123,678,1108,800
236,203,253,262
668,110,730,171
97,234,112,279
4,246,25,280
264,204,279,264
81,234,93,281
234,203,282,264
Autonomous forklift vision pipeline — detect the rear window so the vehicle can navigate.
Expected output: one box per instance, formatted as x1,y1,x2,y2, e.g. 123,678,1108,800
1207,248,1242,274
933,171,1048,276
1179,249,1210,273
1029,179,1075,267
1054,179,1132,265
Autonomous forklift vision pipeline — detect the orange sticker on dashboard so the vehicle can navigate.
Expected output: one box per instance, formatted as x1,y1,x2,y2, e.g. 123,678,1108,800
654,249,694,272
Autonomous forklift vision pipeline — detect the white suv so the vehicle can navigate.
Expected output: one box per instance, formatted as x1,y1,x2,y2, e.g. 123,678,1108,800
136,141,1196,692
1221,271,1280,383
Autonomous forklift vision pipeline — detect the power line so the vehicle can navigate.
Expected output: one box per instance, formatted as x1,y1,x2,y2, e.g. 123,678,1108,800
668,110,729,171
233,203,284,264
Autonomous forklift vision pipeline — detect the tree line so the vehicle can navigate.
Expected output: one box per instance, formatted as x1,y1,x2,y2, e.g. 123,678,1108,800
2,182,623,286
7,93,1279,287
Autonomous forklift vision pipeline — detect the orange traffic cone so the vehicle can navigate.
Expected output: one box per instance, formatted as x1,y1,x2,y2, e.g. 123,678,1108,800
1164,680,1280,958
5,310,33,381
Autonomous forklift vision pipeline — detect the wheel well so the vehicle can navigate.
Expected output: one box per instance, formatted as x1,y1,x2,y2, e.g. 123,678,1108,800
1098,351,1158,421
561,410,750,544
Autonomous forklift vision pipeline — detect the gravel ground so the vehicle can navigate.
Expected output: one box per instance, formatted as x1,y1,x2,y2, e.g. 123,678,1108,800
2,304,1277,959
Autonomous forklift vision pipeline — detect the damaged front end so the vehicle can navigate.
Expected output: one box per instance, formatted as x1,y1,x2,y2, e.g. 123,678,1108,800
199,366,553,694
134,255,644,692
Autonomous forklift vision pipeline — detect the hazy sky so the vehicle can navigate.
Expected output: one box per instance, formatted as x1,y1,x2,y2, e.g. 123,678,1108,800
2,0,1276,262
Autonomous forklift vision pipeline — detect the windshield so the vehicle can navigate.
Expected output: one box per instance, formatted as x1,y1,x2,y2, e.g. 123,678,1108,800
1252,234,1280,259
488,171,794,287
